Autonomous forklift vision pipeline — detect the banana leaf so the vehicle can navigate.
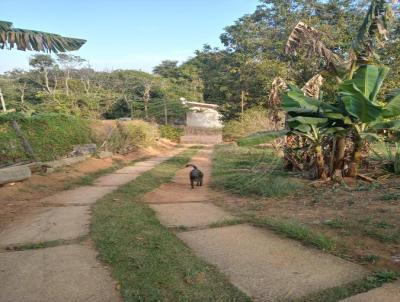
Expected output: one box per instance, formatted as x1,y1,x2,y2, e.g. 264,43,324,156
238,130,289,147
339,82,383,122
371,119,400,130
350,65,389,102
282,86,321,113
0,20,86,53
359,132,382,142
0,21,12,31
287,116,328,125
382,91,400,118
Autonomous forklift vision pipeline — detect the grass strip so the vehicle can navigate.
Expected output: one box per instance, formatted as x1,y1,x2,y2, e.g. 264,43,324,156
243,215,336,252
289,270,399,302
91,148,251,302
4,236,88,251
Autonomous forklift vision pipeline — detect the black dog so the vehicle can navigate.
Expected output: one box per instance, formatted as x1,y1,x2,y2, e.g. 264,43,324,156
186,164,204,189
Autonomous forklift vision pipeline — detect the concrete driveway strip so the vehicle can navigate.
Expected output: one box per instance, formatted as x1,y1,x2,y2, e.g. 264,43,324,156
0,206,91,247
339,281,400,302
0,244,121,302
178,224,367,302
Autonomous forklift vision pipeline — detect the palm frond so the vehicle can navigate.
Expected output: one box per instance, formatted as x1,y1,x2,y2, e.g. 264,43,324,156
0,20,86,53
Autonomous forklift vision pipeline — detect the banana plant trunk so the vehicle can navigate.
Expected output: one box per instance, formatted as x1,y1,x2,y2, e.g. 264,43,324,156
315,145,327,180
333,136,346,179
348,134,362,177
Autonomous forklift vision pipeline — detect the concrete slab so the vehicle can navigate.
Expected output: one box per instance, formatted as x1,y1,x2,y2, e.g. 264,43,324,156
94,173,139,186
0,244,121,302
178,224,366,302
149,202,234,227
144,182,213,203
340,281,400,302
40,186,117,205
114,165,153,174
0,206,90,247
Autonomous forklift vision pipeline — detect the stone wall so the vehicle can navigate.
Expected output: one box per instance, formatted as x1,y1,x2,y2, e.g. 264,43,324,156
186,109,223,129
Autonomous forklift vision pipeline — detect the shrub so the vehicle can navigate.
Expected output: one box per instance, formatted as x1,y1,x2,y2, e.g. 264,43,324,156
103,120,159,154
223,106,276,141
159,125,183,142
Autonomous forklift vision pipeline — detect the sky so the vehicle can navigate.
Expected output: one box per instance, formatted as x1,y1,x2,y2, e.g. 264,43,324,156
0,0,259,73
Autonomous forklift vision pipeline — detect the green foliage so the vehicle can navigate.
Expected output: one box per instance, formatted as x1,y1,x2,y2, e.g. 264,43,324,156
91,149,251,302
159,125,183,142
106,121,159,154
223,107,277,141
0,113,91,164
237,130,288,147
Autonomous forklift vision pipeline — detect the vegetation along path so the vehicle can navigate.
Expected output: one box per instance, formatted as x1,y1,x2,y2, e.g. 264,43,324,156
0,147,184,302
144,146,400,302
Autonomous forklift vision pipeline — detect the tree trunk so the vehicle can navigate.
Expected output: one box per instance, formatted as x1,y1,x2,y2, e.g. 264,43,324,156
241,90,245,118
163,98,168,125
65,69,70,96
0,88,7,111
143,83,151,120
44,69,51,94
19,83,26,103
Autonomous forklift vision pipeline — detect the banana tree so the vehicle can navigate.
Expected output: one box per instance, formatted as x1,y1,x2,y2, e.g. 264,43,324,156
336,64,400,175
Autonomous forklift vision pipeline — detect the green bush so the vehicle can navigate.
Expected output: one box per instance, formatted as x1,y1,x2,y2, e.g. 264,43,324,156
223,106,277,141
159,125,183,142
106,121,159,154
0,113,91,165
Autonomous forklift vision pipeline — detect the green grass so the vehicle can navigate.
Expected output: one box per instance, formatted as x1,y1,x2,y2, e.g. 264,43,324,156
91,148,251,302
212,144,303,198
208,218,246,229
248,216,336,251
323,219,348,229
4,236,88,251
290,270,398,302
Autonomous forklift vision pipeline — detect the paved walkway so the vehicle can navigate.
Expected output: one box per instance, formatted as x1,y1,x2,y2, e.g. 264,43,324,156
0,149,182,302
145,148,399,302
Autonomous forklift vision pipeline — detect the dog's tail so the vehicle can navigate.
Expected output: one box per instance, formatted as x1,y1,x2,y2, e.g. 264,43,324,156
185,164,198,169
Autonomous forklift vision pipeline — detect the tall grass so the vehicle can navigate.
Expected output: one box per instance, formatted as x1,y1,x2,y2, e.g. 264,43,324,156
223,106,277,141
212,144,303,197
